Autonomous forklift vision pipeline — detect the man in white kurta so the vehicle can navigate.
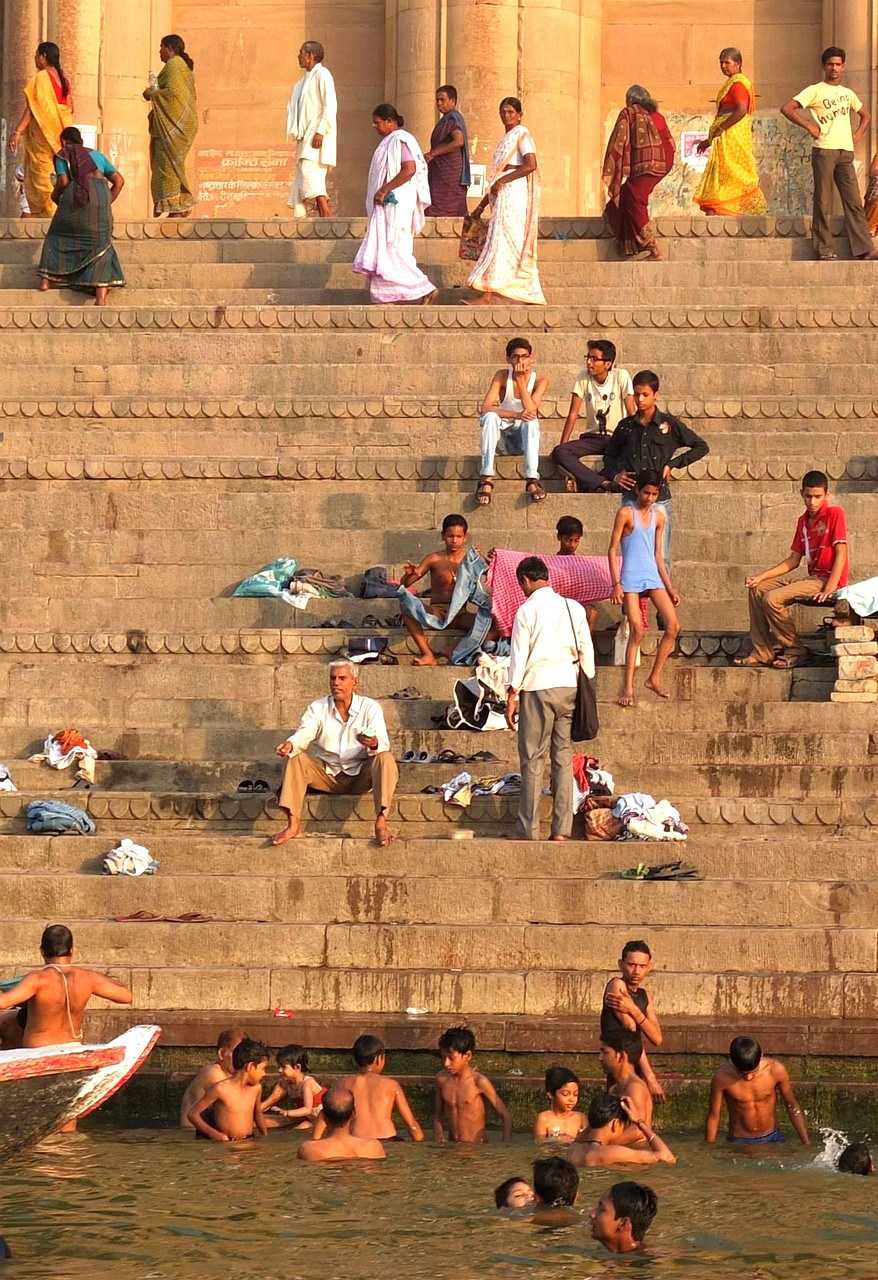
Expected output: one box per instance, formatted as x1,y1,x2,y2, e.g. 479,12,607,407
286,41,337,217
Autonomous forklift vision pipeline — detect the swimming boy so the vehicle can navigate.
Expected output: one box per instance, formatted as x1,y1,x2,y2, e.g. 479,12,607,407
260,1043,325,1129
476,336,549,506
311,1034,423,1141
601,940,665,1104
494,1177,535,1209
734,469,848,670
608,469,681,707
556,516,583,556
187,1038,270,1142
533,1066,586,1142
399,514,489,665
589,1181,658,1253
531,1156,580,1226
552,338,636,493
570,1094,676,1169
705,1036,810,1145
838,1142,874,1175
599,1028,653,1142
298,1086,386,1162
434,1026,513,1143
179,1027,246,1128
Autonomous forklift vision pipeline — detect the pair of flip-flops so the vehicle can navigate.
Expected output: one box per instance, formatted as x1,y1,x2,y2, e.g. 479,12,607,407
620,860,700,881
435,749,499,765
399,750,433,763
112,910,214,923
237,780,270,792
317,618,356,629
390,686,424,700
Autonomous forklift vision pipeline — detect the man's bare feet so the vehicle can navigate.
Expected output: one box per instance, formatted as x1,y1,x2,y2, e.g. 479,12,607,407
411,653,438,666
271,821,302,846
375,816,394,847
464,292,496,306
618,693,636,708
549,834,568,842
38,278,50,292
645,679,670,699
421,289,438,306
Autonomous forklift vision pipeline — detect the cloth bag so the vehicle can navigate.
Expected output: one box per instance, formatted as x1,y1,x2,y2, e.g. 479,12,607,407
458,214,487,261
565,601,599,741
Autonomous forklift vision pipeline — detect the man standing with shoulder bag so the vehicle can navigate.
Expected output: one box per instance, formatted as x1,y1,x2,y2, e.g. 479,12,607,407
505,558,595,842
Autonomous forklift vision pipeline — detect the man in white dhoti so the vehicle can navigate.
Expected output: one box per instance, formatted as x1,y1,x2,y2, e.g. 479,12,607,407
286,41,337,217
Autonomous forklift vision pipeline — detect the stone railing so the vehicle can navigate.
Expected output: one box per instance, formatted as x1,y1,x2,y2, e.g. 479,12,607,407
831,625,878,703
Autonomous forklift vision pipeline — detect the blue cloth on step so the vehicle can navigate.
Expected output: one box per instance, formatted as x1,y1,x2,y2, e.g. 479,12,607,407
397,547,494,665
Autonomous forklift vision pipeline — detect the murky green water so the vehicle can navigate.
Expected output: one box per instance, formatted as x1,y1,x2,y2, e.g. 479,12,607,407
1,1129,877,1279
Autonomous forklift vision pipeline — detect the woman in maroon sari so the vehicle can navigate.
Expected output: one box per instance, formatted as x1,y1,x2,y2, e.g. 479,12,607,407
602,85,674,260
424,84,470,216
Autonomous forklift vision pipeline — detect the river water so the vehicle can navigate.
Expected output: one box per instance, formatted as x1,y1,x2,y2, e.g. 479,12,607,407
1,1129,877,1279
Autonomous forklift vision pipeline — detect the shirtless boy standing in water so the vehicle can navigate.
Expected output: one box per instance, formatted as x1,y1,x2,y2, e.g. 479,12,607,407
400,514,479,665
434,1026,512,1143
705,1036,810,1146
180,1027,246,1128
0,923,132,1047
312,1034,423,1142
188,1039,270,1142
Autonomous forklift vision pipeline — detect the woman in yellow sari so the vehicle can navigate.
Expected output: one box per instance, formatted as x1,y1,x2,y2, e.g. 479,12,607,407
694,49,767,217
143,34,198,217
8,43,73,219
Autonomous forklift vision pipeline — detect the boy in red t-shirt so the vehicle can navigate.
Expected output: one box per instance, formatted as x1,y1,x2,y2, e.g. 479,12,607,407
734,469,848,669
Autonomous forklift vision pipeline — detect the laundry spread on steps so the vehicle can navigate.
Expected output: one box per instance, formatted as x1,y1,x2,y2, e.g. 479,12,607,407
487,548,616,635
102,838,159,876
29,730,98,784
0,764,16,794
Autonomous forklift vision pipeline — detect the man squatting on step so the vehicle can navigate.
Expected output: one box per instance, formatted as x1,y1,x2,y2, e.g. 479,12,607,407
272,659,398,848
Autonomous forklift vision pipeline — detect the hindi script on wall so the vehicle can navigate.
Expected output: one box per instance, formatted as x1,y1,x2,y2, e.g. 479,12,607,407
196,147,295,216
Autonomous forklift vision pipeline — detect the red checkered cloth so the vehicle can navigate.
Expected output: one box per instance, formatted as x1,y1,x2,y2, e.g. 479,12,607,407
488,550,617,636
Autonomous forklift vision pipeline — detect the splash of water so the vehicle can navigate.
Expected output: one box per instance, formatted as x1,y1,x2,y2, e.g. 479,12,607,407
811,1127,850,1169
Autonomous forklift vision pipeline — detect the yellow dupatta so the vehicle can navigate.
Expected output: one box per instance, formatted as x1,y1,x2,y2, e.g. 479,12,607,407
23,69,73,217
694,73,767,216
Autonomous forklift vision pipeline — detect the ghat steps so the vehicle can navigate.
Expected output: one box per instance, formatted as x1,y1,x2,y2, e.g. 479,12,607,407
0,217,877,1054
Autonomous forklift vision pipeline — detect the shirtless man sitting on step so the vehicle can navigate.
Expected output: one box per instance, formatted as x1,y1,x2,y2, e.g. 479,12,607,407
0,923,133,1048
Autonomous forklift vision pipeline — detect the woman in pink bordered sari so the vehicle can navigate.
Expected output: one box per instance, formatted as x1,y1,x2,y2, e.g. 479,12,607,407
353,103,437,305
467,97,545,306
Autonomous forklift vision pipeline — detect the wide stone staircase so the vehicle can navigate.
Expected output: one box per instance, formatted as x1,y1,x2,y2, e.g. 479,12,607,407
2,214,878,1079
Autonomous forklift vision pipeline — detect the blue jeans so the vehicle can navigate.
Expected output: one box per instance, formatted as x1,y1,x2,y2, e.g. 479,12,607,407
479,412,540,480
622,496,672,572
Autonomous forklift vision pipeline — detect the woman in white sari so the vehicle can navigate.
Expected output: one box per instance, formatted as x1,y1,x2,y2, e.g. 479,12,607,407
467,97,545,306
353,103,437,305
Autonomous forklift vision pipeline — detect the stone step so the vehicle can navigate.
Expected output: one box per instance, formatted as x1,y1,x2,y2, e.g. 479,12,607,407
4,832,877,880
0,789,869,832
0,869,874,931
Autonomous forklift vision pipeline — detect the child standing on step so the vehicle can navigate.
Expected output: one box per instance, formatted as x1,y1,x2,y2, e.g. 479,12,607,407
608,470,680,707
434,1026,513,1143
260,1043,326,1129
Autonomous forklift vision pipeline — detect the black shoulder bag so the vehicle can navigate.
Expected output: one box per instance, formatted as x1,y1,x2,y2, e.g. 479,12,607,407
565,600,599,741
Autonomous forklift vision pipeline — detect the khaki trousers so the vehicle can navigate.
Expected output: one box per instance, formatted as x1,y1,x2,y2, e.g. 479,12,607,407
516,686,576,840
748,576,825,662
278,751,399,820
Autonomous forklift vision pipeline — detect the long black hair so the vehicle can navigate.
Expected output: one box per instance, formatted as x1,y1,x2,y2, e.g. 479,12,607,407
373,103,404,128
161,34,194,71
37,42,69,99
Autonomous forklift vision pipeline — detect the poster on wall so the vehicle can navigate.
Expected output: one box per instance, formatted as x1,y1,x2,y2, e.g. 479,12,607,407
195,147,296,216
680,131,709,172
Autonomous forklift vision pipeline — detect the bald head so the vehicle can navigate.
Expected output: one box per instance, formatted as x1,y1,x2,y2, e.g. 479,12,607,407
322,1086,355,1127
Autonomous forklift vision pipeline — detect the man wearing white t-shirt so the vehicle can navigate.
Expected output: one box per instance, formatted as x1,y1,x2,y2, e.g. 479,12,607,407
782,47,877,262
552,339,636,493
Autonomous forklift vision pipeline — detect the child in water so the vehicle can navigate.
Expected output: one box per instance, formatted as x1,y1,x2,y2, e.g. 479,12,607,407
188,1038,270,1141
533,1066,585,1142
260,1044,325,1129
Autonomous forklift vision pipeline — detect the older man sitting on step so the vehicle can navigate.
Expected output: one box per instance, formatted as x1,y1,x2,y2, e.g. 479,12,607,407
272,659,398,847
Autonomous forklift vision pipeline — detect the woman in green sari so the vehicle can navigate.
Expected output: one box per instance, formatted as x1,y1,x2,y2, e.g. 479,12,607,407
143,34,197,217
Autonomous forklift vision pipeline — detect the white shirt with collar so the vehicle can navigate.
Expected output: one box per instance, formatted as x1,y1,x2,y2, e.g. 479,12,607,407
508,585,595,693
285,694,390,776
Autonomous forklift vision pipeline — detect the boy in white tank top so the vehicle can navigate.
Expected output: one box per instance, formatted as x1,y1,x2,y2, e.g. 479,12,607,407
477,336,549,506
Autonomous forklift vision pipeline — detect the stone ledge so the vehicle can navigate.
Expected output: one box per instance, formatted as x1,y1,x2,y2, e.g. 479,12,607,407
2,304,878,331
0,215,838,242
0,792,867,826
1,395,873,421
1,454,874,484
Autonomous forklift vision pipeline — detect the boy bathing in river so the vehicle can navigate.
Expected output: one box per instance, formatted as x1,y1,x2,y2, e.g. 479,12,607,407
187,1038,269,1142
260,1044,325,1130
298,1087,385,1162
179,1027,246,1129
589,1181,658,1254
311,1034,424,1142
533,1066,585,1143
570,1093,676,1169
705,1036,810,1145
434,1026,513,1143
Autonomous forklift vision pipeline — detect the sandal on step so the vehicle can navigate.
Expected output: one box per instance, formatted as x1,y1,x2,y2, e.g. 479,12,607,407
525,480,547,502
771,655,801,669
476,478,494,507
113,910,163,922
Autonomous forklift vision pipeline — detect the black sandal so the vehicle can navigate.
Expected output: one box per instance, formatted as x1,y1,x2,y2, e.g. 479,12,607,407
476,478,494,507
525,479,547,503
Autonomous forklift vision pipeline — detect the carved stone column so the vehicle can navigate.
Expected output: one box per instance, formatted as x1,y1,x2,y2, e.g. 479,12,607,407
2,0,43,215
824,0,875,162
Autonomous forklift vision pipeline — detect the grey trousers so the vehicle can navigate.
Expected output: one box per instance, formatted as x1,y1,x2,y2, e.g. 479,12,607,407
516,686,576,840
811,149,872,258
